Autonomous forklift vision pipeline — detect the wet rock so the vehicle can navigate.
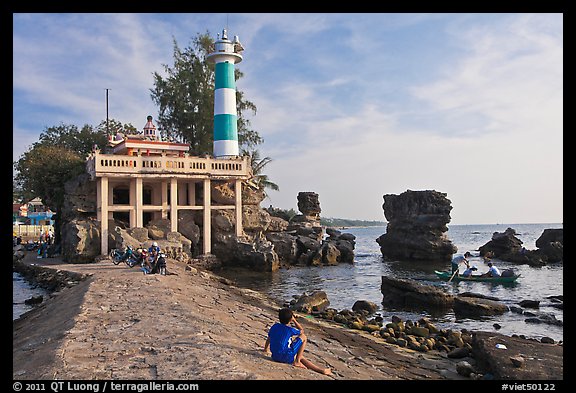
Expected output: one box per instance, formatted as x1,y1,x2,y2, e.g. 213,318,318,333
352,300,378,315
291,291,330,314
24,295,43,305
518,300,540,308
381,276,454,309
453,296,508,317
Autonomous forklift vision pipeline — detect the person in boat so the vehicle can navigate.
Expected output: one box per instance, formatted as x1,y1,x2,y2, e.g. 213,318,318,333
462,265,478,278
451,251,472,275
482,261,501,277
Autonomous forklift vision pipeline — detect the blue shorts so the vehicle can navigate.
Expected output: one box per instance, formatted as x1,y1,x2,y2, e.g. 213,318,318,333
272,337,303,364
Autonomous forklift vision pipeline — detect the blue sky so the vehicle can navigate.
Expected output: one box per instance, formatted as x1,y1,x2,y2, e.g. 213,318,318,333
13,13,563,225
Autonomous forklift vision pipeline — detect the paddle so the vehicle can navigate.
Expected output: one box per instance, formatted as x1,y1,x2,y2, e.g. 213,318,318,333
447,268,459,283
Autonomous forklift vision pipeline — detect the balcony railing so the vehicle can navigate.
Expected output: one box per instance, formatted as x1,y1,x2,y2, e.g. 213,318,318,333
86,152,252,180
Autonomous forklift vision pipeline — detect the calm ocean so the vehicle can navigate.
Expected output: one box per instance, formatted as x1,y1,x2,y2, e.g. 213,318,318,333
219,223,564,342
14,223,563,342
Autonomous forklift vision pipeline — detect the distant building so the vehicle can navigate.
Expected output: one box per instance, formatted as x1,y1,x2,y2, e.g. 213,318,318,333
13,197,54,225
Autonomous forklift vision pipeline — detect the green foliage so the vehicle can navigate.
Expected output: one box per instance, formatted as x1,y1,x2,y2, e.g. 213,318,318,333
95,119,137,136
243,148,279,197
150,33,262,156
13,145,85,210
320,217,386,227
35,123,108,158
265,206,298,222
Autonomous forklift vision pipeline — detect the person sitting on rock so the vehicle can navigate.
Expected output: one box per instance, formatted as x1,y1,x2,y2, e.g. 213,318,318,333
263,308,331,376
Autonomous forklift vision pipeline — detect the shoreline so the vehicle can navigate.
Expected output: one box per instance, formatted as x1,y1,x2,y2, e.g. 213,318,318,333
13,252,562,381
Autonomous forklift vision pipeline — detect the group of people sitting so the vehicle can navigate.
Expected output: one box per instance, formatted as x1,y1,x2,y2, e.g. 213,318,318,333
141,241,167,275
451,251,503,278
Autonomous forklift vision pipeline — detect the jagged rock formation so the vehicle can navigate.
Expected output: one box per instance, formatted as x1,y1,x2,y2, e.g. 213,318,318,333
478,227,563,266
263,192,356,268
376,190,456,262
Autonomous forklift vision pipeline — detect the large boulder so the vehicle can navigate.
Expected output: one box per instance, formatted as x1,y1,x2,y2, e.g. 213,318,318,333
212,233,280,272
60,217,102,263
453,296,509,318
479,227,562,266
290,291,330,313
380,275,454,310
61,173,97,221
296,192,321,222
479,227,524,257
535,228,563,263
376,190,456,262
265,232,299,265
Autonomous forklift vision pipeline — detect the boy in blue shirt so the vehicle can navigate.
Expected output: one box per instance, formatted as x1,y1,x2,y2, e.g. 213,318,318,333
264,308,331,375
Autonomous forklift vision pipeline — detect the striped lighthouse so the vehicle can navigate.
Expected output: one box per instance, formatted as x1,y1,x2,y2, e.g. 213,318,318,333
206,29,244,158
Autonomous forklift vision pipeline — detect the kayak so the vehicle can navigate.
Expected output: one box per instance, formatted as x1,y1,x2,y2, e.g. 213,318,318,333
434,270,520,283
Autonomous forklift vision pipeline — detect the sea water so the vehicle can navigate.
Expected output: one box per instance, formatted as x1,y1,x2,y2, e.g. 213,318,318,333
13,271,49,320
219,223,564,342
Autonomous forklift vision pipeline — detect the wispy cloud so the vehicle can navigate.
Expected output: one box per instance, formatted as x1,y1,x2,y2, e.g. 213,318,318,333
13,13,563,224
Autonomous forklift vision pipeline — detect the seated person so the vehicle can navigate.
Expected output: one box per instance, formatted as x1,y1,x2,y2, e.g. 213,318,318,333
462,265,478,277
483,262,501,277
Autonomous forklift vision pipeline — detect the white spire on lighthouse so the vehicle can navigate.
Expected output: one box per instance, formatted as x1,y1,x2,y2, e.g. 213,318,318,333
206,29,244,158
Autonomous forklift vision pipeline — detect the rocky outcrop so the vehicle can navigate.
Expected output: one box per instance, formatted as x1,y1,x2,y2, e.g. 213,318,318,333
479,227,563,266
453,296,509,318
61,173,97,221
60,217,103,263
376,190,456,262
471,331,563,380
381,276,509,317
263,192,356,268
381,276,455,310
212,233,279,272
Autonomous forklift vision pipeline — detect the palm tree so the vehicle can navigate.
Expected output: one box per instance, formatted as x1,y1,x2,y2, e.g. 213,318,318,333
242,149,279,198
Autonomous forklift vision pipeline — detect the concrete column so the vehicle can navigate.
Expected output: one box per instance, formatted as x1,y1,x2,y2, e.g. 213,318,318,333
170,177,178,232
129,178,136,227
135,177,143,227
161,180,168,219
96,177,102,222
100,177,109,255
235,179,243,236
188,182,196,206
203,178,211,254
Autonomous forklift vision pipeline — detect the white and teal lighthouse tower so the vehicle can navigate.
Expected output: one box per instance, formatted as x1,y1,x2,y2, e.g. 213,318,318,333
206,29,245,158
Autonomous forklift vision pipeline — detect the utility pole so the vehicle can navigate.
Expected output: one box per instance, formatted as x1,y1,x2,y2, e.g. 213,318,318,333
105,88,110,136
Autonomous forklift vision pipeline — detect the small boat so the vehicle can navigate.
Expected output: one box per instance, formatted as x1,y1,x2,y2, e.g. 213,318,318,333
434,270,520,283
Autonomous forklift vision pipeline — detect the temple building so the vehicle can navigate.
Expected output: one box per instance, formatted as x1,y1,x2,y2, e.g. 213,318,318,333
85,29,250,256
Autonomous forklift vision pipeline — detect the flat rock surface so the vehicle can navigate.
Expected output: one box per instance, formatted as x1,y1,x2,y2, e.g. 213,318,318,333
13,253,562,381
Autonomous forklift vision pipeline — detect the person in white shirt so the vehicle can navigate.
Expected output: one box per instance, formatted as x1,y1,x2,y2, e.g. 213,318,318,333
484,262,501,277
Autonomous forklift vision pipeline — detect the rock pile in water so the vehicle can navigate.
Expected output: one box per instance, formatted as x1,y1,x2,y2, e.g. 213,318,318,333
479,227,563,266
